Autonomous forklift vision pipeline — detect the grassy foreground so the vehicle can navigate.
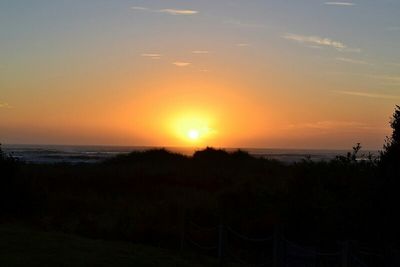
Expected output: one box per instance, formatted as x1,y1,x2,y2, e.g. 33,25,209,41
0,224,218,267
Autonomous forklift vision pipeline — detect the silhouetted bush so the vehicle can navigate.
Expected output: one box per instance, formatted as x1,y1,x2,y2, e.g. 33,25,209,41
105,148,187,165
2,107,400,251
193,147,230,161
0,144,25,217
1,145,388,246
380,105,400,170
377,105,400,241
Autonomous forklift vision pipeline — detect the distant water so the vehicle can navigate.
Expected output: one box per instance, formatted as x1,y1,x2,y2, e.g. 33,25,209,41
2,144,378,164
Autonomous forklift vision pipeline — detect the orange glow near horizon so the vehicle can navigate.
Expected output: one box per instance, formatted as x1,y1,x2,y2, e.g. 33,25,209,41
1,65,392,149
170,111,215,145
121,76,277,148
1,1,396,150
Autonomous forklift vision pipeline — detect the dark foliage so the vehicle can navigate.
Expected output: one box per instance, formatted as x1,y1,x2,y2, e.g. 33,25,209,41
1,106,400,254
381,105,400,168
0,144,27,217
105,148,187,165
378,105,400,240
0,145,386,246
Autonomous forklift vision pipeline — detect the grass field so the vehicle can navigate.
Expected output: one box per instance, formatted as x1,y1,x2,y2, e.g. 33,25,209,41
0,224,220,267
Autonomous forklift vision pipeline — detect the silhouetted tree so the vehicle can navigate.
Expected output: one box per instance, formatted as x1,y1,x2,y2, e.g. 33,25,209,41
380,105,400,171
0,143,5,161
1,143,13,215
335,143,362,164
376,106,400,241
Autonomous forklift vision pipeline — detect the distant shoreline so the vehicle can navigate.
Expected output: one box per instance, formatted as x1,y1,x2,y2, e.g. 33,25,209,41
2,144,379,164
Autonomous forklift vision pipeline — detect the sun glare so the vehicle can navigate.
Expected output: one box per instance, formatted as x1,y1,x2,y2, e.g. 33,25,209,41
188,129,200,140
169,112,215,145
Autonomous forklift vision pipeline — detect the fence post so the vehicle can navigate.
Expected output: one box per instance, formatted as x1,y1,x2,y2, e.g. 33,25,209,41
218,223,224,266
180,218,185,253
385,244,394,267
180,205,186,253
342,240,349,267
273,225,280,267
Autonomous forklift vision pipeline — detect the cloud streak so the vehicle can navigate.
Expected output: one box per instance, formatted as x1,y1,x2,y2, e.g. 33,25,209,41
326,72,400,84
324,2,355,6
0,102,11,109
283,33,347,50
236,43,251,47
173,62,191,67
192,50,209,54
131,6,149,11
287,121,374,131
224,19,268,29
375,75,400,85
159,9,198,15
131,6,198,15
336,57,372,65
333,90,400,100
386,26,400,32
283,33,361,52
141,53,162,59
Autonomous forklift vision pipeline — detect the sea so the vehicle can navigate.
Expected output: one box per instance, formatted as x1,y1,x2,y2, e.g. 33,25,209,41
1,144,379,164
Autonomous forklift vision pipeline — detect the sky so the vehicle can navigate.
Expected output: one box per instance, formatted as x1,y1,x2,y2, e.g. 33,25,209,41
1,0,399,149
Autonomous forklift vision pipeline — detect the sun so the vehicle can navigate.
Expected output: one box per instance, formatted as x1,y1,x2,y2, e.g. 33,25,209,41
188,129,200,140
169,112,215,145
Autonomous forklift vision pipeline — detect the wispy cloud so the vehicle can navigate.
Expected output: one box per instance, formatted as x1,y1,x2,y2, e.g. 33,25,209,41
131,6,198,15
333,90,400,100
192,50,209,54
354,74,400,85
283,33,361,52
141,53,162,59
324,2,355,6
336,57,372,65
386,26,400,31
0,102,11,109
327,72,400,85
173,62,191,67
344,48,362,53
374,75,400,85
224,19,268,29
283,33,348,51
131,6,150,11
158,9,198,15
236,43,251,47
307,45,324,49
287,121,373,131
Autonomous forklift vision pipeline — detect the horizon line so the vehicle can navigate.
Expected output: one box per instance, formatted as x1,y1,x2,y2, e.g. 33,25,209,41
1,142,382,152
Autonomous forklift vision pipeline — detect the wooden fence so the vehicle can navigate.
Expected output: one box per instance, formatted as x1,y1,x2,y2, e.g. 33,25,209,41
181,221,399,267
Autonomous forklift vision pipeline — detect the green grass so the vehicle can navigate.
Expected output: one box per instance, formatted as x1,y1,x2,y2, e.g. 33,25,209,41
0,224,220,267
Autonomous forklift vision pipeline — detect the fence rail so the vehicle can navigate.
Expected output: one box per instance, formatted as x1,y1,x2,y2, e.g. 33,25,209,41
181,220,396,267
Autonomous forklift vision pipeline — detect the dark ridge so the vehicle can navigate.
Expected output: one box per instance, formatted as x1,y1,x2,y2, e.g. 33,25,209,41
103,148,187,164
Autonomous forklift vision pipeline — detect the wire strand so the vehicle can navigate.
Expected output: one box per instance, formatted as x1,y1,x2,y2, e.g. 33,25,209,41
185,236,218,251
227,226,273,242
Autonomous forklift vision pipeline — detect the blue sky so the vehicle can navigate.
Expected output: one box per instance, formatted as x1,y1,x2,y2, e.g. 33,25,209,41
0,1,399,148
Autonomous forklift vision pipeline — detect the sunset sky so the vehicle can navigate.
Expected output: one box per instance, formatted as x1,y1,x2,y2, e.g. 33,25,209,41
1,0,399,149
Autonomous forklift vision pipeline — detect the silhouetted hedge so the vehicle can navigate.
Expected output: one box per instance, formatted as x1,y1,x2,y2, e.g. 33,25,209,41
1,106,400,250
